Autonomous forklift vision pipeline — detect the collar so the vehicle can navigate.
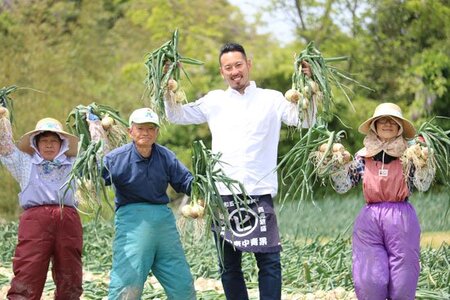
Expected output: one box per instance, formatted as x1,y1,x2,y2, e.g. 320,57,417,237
31,152,70,165
226,81,256,96
129,142,156,163
360,131,407,158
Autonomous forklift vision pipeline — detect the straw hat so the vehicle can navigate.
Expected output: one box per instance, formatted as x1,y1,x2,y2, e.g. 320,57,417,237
358,102,416,139
17,118,79,157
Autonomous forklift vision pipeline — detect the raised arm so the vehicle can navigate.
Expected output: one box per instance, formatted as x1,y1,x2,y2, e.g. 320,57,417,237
0,107,32,188
0,107,15,156
164,89,207,125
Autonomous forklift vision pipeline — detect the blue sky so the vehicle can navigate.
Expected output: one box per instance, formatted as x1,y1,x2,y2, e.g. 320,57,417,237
228,0,295,45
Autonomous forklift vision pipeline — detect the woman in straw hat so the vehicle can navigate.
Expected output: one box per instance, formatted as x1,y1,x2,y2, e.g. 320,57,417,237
330,103,435,300
0,107,82,300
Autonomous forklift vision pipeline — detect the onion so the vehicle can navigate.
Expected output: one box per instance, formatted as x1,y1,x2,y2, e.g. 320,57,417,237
191,204,204,218
342,150,352,163
319,143,329,153
174,90,186,103
421,147,429,160
301,97,310,110
284,89,301,103
309,81,319,94
180,203,204,219
197,199,205,208
413,144,422,157
333,152,344,164
303,85,310,96
332,143,345,153
334,287,347,299
167,78,178,91
180,205,192,218
0,107,9,119
101,115,115,130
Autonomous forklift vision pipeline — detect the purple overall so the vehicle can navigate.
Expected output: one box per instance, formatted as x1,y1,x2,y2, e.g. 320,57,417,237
352,158,420,300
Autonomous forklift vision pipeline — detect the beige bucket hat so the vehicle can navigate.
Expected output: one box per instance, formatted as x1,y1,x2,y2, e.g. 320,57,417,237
358,103,416,139
17,118,79,157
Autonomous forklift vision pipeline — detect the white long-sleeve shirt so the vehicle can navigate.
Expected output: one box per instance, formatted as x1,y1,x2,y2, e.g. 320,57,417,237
166,81,314,196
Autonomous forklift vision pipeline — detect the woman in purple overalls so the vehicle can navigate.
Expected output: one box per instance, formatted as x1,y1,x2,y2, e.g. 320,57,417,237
331,103,435,300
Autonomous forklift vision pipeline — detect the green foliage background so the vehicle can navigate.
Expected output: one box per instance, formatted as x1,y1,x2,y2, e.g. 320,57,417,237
1,0,449,220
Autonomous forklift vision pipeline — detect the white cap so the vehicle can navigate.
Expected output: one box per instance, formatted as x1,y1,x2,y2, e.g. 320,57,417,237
128,108,160,127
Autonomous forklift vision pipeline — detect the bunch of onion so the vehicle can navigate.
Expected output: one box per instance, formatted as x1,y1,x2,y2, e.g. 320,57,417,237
63,139,114,217
178,140,249,261
277,121,347,208
165,78,188,104
66,102,128,150
401,143,432,169
401,117,449,190
144,28,203,121
285,79,320,128
0,85,17,123
180,198,206,219
310,141,352,178
65,103,127,216
99,113,128,150
287,41,373,126
74,178,98,211
177,195,207,240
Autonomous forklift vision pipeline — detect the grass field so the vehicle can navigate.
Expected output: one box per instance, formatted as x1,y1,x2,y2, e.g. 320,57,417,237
0,189,449,299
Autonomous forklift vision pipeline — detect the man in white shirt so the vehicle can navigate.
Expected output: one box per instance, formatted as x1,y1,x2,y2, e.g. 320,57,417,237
165,43,314,300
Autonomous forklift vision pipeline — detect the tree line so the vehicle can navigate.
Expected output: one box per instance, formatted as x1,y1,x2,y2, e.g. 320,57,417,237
0,0,448,219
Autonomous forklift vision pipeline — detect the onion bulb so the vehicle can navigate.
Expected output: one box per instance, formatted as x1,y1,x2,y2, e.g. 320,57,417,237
302,97,310,110
342,150,352,163
0,107,9,119
180,205,192,218
421,147,428,160
319,143,329,153
190,204,205,218
284,89,301,103
180,203,205,219
332,143,345,153
309,81,319,94
101,115,115,130
167,79,178,92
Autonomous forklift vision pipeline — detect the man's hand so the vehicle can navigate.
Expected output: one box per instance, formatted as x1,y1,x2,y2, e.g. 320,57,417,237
301,61,312,78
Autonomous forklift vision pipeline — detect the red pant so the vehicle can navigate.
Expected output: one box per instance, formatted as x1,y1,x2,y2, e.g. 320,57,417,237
7,205,83,300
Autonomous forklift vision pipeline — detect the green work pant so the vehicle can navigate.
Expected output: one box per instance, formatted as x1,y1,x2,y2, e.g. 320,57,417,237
108,203,196,300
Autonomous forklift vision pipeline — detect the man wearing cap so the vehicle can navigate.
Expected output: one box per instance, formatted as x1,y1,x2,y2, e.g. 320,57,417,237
0,108,82,300
329,102,435,300
102,107,196,299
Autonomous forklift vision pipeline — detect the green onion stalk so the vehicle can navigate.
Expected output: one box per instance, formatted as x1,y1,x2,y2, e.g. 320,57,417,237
415,117,450,187
144,28,203,122
407,117,450,220
179,140,249,264
66,102,128,150
285,41,373,127
64,103,128,217
0,85,18,123
277,121,347,209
